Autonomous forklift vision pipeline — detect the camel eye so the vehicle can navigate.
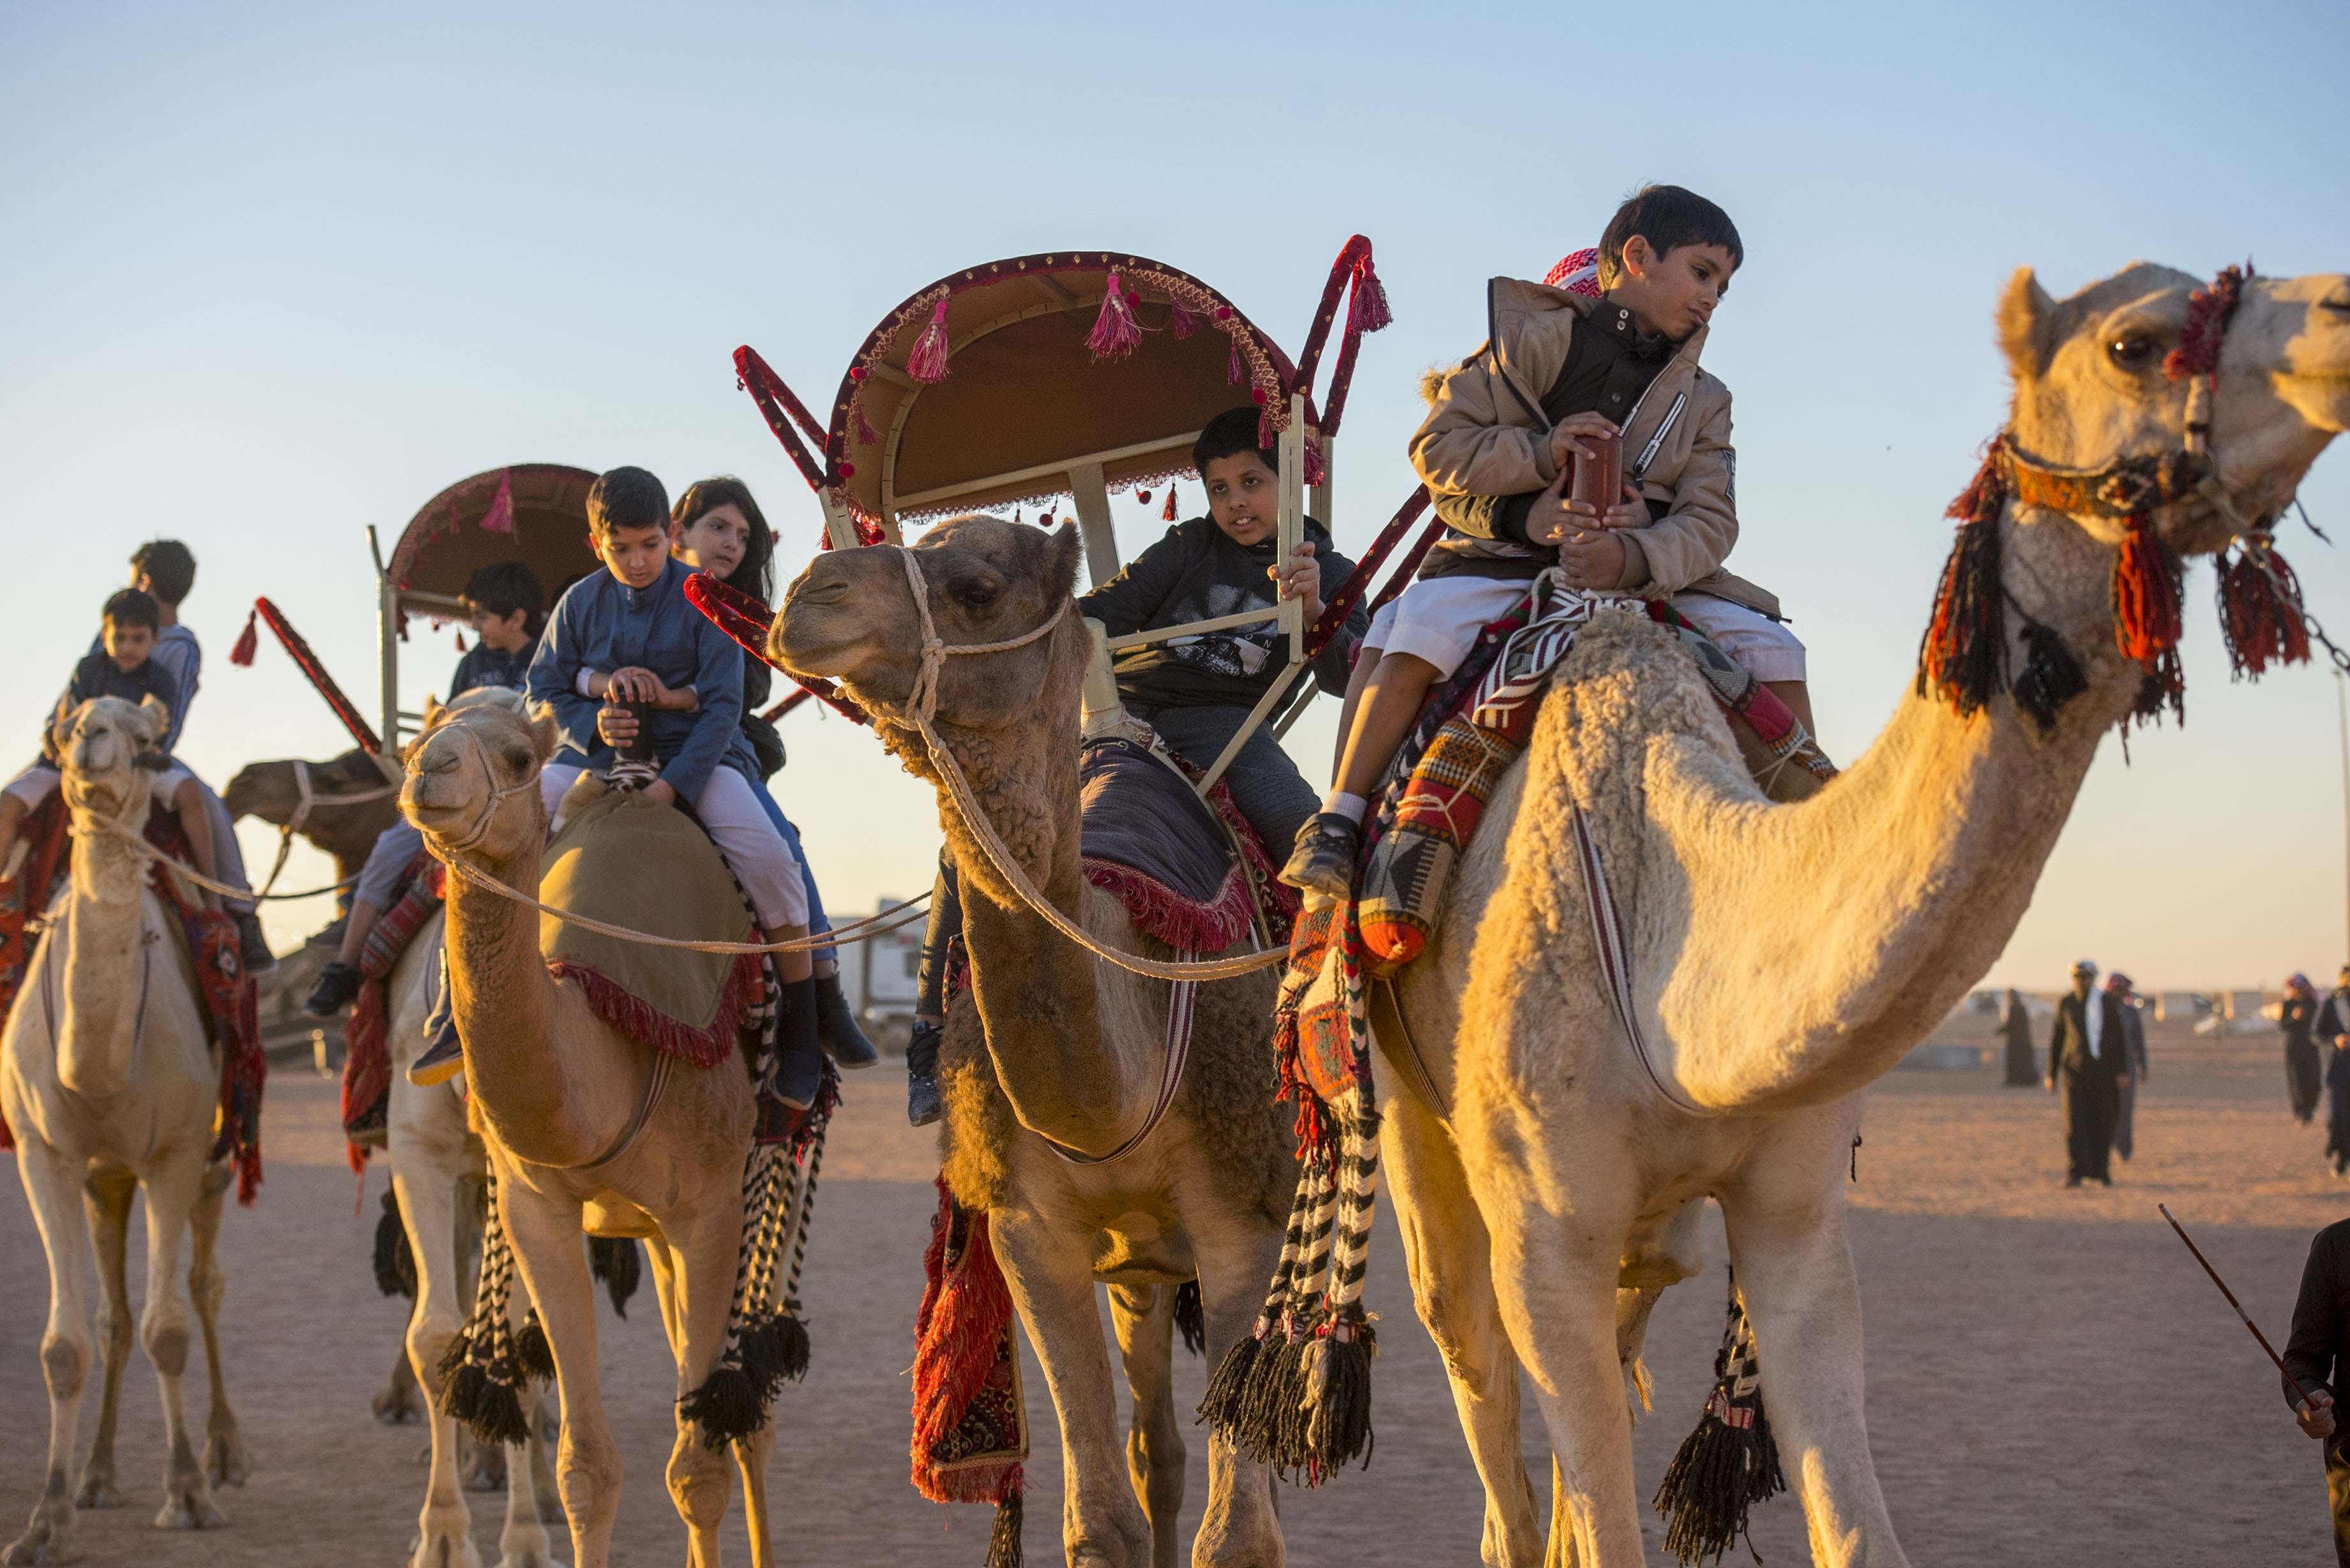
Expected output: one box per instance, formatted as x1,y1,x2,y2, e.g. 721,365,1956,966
950,578,998,610
2108,335,2156,368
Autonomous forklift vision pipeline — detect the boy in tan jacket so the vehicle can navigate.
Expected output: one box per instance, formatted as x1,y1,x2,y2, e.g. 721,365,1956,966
1282,184,1814,896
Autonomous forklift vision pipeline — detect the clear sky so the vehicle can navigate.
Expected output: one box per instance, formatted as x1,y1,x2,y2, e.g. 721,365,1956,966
4,0,2344,993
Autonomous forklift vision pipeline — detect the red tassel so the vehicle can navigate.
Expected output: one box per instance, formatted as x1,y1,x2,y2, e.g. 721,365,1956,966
1162,486,1178,522
852,394,880,447
2113,515,2183,665
1353,260,1393,333
477,470,515,534
2219,541,2311,677
1303,434,1328,488
1086,271,1144,360
454,631,467,652
907,298,952,384
230,608,259,667
1169,296,1199,338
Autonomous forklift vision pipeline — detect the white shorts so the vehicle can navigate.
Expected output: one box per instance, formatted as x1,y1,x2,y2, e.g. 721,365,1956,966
538,762,807,930
1667,592,1807,683
1362,576,1538,679
1363,578,1807,685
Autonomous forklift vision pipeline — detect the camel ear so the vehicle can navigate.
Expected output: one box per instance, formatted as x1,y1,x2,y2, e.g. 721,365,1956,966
420,695,446,732
526,707,560,765
1998,266,2059,381
1047,521,1082,599
134,695,171,744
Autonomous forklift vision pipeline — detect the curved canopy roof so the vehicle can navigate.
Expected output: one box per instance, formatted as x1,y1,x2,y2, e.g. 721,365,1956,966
386,462,602,610
822,252,1303,527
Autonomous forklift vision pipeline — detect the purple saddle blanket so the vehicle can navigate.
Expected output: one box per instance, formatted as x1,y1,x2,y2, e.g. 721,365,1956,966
1078,739,1255,954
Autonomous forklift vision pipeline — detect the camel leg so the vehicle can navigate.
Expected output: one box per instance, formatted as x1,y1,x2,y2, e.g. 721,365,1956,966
490,1236,557,1568
1484,1196,1642,1568
377,1337,426,1426
1382,1088,1543,1567
393,1152,481,1568
993,1205,1153,1568
1183,1216,1284,1568
1718,1126,1909,1568
135,1157,225,1531
649,1218,746,1568
6,1140,98,1565
499,1168,618,1568
1107,1283,1184,1568
527,1389,563,1527
188,1161,250,1489
731,1424,777,1568
75,1164,137,1512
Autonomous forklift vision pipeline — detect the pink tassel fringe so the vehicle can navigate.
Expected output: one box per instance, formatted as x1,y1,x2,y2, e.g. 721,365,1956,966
907,298,952,384
1087,271,1144,360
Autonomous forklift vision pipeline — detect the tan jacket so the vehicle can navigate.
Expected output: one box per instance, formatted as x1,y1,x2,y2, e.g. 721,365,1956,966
1408,277,1778,617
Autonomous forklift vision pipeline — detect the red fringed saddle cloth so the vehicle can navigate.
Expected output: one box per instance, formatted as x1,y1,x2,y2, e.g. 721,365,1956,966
340,853,442,1170
911,1177,1029,1567
0,794,268,1204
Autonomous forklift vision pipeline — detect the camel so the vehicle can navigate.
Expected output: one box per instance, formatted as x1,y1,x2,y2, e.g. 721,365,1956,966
223,746,404,895
225,745,444,1425
772,518,1299,1568
1356,260,2350,1567
3,696,250,1564
400,697,779,1568
380,904,563,1568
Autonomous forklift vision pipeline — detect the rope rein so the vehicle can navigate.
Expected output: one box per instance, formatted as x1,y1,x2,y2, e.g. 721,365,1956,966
437,855,931,954
886,547,1284,983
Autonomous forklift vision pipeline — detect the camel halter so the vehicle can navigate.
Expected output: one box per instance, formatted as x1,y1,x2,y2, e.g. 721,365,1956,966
885,545,1284,983
250,759,395,901
429,718,545,854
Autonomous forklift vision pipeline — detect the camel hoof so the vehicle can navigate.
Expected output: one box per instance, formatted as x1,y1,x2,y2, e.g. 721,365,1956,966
205,1428,252,1489
375,1389,425,1426
407,1528,486,1568
2,1523,80,1565
69,1475,116,1511
152,1493,227,1531
491,1549,562,1568
462,1444,507,1493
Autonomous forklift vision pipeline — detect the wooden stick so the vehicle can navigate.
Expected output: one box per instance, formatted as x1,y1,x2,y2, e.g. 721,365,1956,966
2159,1203,2317,1407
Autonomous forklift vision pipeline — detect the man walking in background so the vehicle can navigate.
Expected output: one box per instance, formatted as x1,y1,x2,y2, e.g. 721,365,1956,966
2047,959,2129,1187
2107,970,2149,1161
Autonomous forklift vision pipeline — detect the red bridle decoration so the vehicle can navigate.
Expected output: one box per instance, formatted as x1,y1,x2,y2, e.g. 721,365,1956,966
681,571,868,727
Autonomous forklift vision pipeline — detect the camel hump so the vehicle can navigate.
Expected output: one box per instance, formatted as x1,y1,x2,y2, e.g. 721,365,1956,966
539,788,761,1065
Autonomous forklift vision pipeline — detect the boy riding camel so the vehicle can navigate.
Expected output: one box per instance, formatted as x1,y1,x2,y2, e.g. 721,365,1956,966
1283,184,1826,894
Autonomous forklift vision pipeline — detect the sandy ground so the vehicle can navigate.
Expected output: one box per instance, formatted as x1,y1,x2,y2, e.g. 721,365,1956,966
2,1023,2342,1566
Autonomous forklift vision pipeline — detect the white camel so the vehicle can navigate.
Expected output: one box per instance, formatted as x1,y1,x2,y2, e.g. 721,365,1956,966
1374,262,2350,1565
2,696,248,1564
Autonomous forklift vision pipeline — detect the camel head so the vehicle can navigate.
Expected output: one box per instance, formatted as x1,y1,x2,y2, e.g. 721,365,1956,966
1999,262,2350,555
222,747,389,827
52,696,170,823
399,693,556,862
771,514,1086,740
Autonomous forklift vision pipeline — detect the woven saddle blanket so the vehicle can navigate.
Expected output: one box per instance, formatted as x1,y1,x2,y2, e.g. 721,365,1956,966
540,784,762,1068
1078,735,1296,952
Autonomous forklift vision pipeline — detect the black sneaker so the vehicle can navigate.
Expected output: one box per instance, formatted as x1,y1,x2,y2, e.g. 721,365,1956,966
303,960,364,1018
814,972,879,1069
906,1020,943,1127
1278,813,1362,898
774,977,824,1112
236,910,278,976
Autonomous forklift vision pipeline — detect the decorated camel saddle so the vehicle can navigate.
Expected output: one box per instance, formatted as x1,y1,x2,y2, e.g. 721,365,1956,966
1078,728,1298,952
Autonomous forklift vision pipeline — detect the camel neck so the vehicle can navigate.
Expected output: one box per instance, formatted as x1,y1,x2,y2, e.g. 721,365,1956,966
932,704,1142,1154
441,837,607,1167
1659,506,2148,1113
56,798,153,1097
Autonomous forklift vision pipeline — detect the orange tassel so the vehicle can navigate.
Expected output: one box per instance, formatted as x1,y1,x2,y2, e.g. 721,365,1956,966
2112,515,2182,664
1162,486,1178,522
230,608,259,667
